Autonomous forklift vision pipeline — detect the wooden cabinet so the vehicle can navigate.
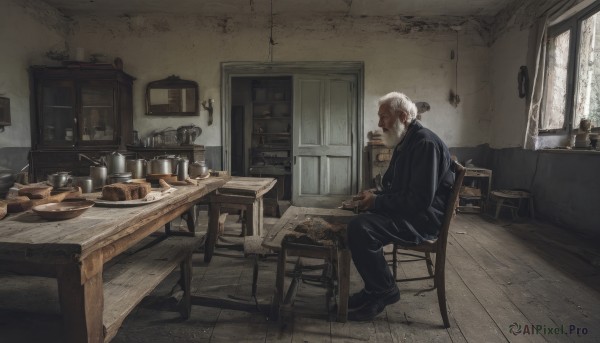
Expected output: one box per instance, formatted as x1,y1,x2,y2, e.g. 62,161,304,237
248,77,292,199
29,66,135,181
458,167,492,213
363,145,392,189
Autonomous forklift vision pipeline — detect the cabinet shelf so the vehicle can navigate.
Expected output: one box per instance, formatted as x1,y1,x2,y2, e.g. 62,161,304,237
254,132,290,136
253,116,291,120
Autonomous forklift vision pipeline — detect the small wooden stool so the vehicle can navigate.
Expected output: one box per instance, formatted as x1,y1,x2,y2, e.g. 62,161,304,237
491,190,534,220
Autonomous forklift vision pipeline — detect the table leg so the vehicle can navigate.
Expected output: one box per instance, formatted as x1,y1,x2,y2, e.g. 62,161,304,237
336,249,351,322
245,198,261,237
56,264,104,343
205,201,221,263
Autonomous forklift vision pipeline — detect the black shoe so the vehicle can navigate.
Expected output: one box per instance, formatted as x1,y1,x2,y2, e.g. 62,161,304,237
348,289,371,309
348,287,400,322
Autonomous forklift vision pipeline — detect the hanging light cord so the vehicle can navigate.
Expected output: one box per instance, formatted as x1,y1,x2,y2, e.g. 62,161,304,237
268,0,276,62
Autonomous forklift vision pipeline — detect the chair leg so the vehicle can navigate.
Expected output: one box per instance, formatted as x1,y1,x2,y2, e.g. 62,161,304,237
435,261,450,328
494,198,504,219
271,247,286,321
529,197,535,219
392,245,398,280
425,252,434,278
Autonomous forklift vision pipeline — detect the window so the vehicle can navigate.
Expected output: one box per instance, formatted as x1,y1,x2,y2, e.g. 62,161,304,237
541,3,600,132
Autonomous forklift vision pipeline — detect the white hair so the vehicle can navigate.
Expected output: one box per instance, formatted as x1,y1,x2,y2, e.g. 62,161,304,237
378,92,418,123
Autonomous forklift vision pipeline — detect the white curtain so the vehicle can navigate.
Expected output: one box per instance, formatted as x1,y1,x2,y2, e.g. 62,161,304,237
523,0,579,149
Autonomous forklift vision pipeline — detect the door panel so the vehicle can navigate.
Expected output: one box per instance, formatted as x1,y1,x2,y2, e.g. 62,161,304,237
298,80,322,146
329,80,351,146
293,75,357,207
299,156,320,194
328,156,352,195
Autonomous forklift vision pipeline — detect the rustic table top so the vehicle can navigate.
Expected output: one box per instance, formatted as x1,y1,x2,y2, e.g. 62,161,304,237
217,177,277,198
0,176,228,264
261,206,356,252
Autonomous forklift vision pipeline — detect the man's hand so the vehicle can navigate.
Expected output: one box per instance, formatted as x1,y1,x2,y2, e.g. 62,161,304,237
354,190,376,211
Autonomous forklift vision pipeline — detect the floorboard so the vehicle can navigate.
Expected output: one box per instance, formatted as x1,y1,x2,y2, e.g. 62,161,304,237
0,211,599,342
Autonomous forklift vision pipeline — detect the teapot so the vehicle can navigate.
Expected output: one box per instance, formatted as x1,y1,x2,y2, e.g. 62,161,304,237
176,125,202,145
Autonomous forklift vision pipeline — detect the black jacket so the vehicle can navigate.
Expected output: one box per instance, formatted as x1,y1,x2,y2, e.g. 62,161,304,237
372,121,454,237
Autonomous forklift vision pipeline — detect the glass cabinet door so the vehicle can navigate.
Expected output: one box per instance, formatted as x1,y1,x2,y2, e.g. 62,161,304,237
40,80,76,147
79,81,116,145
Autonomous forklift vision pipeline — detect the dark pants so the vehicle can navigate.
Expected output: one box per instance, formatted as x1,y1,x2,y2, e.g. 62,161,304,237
347,212,421,294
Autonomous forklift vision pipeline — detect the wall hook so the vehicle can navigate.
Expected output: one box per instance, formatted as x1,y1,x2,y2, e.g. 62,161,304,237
201,98,214,126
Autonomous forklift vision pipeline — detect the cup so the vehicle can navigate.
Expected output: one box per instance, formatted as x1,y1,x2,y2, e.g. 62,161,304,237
177,159,189,181
73,176,93,193
48,173,71,188
90,166,107,189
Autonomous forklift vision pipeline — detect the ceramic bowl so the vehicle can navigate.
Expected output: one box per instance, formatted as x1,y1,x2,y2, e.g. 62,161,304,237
32,200,95,220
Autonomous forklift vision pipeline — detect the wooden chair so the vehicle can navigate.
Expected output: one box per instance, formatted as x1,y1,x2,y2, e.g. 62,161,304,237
390,161,466,328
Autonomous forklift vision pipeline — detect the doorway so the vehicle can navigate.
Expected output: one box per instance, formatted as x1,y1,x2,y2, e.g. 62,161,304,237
223,62,364,207
231,76,293,200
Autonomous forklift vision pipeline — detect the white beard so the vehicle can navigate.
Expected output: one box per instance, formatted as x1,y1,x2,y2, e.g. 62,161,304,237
382,118,407,148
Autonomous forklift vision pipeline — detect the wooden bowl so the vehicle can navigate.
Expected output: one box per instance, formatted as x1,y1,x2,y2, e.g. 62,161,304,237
32,200,95,220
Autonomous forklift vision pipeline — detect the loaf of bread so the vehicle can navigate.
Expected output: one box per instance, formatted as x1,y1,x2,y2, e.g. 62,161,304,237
101,182,151,201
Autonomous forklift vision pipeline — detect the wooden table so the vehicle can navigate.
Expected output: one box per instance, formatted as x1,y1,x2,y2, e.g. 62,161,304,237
0,176,227,343
205,177,277,262
261,206,355,322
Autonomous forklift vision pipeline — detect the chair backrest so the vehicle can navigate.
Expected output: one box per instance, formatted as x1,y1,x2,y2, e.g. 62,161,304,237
435,161,466,255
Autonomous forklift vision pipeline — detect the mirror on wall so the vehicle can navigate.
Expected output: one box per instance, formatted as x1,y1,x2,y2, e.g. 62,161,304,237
146,76,198,116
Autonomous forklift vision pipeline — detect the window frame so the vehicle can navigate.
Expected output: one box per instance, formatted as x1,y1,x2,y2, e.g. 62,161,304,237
540,2,600,135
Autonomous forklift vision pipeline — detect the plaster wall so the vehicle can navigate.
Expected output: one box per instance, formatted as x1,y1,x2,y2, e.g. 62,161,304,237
489,25,529,148
490,148,600,238
0,0,68,171
0,1,67,148
65,14,492,149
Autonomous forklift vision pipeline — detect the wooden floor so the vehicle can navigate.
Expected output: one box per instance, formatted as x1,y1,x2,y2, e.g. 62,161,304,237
1,210,599,342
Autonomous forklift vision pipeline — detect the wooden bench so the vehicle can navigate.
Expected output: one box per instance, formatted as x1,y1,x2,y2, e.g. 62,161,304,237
102,234,202,342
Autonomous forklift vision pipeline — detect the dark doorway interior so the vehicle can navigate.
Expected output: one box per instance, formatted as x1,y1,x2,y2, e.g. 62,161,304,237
231,105,244,176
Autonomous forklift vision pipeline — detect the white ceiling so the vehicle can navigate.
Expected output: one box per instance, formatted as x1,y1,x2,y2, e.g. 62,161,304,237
41,0,513,17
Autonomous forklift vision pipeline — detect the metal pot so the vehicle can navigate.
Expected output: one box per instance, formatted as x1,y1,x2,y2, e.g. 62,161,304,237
108,172,132,185
90,166,107,189
157,155,180,174
150,159,172,175
189,161,209,178
106,151,126,175
126,159,146,179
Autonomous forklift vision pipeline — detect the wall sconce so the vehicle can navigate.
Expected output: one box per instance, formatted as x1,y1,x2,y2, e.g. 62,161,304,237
0,97,11,133
201,98,214,126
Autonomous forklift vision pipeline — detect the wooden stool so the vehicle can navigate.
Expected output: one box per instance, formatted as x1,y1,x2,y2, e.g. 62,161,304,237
262,207,356,323
491,190,534,220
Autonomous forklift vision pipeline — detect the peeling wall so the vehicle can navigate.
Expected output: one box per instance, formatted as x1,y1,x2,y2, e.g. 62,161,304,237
0,0,67,170
489,25,529,148
64,13,493,148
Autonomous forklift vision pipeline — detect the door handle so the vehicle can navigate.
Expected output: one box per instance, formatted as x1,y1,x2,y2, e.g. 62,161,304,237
294,156,297,165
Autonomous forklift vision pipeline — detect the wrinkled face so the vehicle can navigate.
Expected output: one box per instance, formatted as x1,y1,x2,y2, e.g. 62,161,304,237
378,103,408,148
378,103,407,132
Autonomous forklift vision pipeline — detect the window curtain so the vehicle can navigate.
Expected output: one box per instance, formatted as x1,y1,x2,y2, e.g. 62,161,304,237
523,0,579,149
